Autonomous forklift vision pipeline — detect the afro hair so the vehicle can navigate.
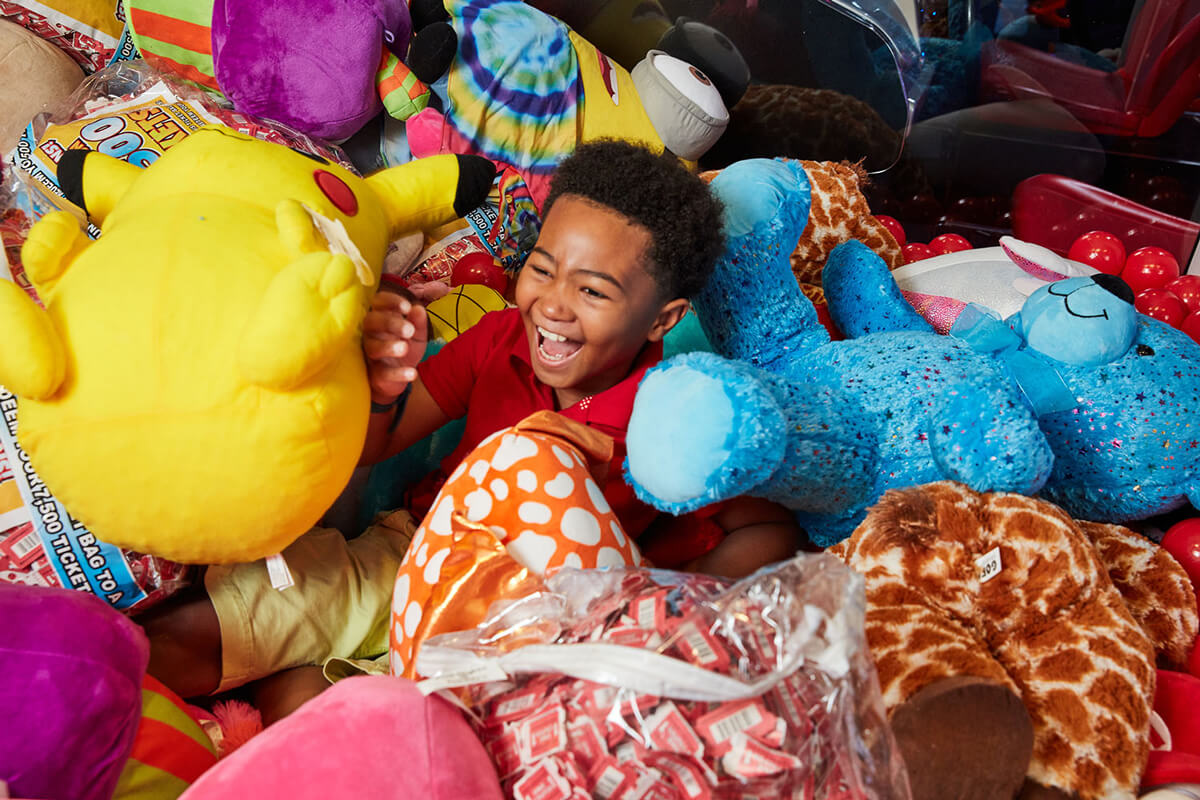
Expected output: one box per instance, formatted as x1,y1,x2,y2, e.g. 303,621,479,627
543,140,725,299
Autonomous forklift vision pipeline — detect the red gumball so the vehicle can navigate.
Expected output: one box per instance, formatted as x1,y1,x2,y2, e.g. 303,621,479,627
929,233,972,255
902,242,934,263
1162,519,1200,597
451,252,509,294
875,214,906,246
1134,288,1187,327
1067,230,1126,275
1180,311,1200,344
1166,274,1200,314
1121,246,1181,294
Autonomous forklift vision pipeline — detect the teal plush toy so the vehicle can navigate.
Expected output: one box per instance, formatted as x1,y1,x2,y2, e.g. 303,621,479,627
626,158,1200,545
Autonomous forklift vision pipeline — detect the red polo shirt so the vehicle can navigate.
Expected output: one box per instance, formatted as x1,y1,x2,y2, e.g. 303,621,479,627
413,307,662,538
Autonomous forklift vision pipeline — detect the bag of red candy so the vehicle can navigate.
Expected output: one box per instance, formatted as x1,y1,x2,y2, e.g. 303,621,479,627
416,555,912,800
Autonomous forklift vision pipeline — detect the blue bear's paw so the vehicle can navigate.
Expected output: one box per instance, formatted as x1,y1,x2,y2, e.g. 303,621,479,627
626,353,787,514
929,383,1054,494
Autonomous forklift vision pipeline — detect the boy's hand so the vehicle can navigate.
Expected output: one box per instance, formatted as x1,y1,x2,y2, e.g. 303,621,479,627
363,289,428,403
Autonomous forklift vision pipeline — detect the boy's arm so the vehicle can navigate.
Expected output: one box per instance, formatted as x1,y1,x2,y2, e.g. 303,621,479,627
361,377,450,464
683,496,804,578
360,289,451,464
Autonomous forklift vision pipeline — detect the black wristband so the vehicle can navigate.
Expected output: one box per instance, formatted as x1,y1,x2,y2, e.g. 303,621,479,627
370,396,401,414
371,383,413,433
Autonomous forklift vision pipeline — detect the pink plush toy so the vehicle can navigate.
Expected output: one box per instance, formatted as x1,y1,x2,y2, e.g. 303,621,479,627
177,676,502,800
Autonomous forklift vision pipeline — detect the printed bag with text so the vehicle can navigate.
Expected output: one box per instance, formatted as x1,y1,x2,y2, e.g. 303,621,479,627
9,58,353,237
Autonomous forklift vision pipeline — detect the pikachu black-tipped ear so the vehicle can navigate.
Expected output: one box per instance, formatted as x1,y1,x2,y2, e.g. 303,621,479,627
56,149,141,224
452,154,498,217
366,153,496,239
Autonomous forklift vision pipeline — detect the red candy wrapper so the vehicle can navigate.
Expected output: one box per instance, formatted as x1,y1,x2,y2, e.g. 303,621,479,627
416,557,912,800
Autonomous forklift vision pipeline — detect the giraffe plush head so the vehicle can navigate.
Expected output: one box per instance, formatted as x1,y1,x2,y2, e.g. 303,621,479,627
0,128,494,563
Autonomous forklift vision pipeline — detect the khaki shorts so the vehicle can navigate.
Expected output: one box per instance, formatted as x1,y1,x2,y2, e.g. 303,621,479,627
205,510,416,692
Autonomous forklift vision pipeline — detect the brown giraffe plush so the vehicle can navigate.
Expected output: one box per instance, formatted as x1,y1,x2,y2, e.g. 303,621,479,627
831,481,1199,800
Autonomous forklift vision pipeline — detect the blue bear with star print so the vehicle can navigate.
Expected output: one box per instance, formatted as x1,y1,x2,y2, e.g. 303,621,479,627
624,158,1200,546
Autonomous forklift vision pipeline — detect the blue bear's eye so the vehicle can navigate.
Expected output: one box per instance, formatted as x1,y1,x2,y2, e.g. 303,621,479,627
1136,344,1155,356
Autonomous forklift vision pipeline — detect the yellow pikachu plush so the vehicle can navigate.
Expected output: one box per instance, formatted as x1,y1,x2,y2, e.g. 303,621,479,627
0,128,495,563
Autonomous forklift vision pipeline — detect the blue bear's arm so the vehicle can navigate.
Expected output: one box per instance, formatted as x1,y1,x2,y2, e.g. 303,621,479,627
928,378,1055,495
625,352,879,517
693,159,830,374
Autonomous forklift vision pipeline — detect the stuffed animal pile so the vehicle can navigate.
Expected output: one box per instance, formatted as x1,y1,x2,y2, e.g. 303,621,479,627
398,0,746,208
1,4,1197,800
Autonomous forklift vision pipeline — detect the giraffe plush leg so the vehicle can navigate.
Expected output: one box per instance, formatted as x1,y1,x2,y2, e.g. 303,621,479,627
862,591,1033,800
973,495,1157,800
840,483,1159,800
836,483,1035,800
1077,520,1199,671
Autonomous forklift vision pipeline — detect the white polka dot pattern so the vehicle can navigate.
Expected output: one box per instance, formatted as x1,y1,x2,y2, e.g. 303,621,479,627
389,420,643,678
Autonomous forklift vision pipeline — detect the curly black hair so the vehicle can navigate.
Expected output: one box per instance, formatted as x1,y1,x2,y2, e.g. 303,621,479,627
543,140,725,299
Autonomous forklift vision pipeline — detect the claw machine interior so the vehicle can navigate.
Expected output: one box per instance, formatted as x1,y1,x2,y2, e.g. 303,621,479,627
631,0,1200,276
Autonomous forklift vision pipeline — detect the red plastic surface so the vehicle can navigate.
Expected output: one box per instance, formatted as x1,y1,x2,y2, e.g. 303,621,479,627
979,0,1200,138
1012,174,1200,264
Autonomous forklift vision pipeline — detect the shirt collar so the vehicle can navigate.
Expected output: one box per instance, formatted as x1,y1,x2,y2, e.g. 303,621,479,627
575,340,663,433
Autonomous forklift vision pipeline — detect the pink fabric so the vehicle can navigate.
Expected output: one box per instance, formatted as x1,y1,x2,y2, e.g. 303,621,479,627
179,676,501,800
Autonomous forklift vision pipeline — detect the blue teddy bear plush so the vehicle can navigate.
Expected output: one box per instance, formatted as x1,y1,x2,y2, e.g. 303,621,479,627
626,158,1200,546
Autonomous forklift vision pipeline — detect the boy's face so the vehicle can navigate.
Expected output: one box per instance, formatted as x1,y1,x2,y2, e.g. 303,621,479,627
515,194,688,408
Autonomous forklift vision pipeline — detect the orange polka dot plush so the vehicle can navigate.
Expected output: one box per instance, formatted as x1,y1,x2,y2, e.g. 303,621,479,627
390,411,644,678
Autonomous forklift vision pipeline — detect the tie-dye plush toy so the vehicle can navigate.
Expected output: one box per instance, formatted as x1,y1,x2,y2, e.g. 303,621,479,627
625,158,1200,546
394,0,743,208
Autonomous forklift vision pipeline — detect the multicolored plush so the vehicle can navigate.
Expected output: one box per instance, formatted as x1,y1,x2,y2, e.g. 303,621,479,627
830,481,1197,800
389,410,643,678
625,157,1200,545
399,0,742,208
112,675,219,800
0,128,494,563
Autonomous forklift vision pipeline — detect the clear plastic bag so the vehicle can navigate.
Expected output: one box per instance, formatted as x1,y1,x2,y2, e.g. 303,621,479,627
417,555,911,800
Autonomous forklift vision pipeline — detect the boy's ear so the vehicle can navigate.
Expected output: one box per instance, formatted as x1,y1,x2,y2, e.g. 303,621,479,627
647,298,691,342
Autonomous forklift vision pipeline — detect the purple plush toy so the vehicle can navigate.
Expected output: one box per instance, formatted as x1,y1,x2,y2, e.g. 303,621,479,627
0,584,148,800
211,0,412,141
125,0,413,142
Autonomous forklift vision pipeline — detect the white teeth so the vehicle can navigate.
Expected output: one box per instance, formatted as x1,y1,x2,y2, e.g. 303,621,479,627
537,326,568,342
538,344,567,362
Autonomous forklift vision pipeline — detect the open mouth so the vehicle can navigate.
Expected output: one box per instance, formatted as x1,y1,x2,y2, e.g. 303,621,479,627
536,325,583,364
